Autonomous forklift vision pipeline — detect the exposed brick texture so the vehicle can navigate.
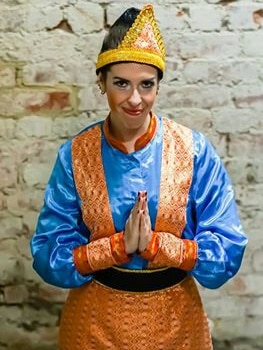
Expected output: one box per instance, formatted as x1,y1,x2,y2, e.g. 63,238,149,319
0,1,262,349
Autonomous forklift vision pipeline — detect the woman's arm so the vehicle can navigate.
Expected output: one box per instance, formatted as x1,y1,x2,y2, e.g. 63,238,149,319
140,133,248,289
30,141,130,289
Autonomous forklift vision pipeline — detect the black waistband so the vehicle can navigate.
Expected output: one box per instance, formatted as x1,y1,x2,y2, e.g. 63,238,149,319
93,267,187,292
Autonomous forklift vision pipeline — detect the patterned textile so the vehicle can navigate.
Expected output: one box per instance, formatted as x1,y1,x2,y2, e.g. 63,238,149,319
30,115,247,289
30,113,247,347
155,118,193,235
60,117,212,349
96,4,166,72
72,117,197,274
72,125,115,240
59,276,212,350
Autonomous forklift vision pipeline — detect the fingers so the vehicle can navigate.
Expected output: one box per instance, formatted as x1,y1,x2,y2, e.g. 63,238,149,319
124,190,151,255
138,219,152,253
138,190,147,212
124,192,144,255
138,190,150,225
138,191,152,253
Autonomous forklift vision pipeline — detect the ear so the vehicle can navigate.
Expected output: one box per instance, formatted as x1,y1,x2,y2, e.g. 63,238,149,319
97,72,106,92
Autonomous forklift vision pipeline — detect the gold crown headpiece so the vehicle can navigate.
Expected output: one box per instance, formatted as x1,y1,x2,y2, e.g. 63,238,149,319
96,4,166,72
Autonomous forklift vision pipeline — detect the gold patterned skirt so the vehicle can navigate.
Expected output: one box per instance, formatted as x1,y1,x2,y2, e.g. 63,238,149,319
59,271,213,350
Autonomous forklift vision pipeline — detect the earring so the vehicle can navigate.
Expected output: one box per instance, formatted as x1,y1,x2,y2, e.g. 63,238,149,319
97,84,105,95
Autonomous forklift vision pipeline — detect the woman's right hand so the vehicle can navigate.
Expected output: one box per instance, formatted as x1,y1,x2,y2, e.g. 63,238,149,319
124,191,145,255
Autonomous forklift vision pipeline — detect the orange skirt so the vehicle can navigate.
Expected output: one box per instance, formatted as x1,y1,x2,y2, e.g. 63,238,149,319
59,276,213,350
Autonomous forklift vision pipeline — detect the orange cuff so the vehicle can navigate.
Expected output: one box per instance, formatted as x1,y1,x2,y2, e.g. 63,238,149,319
180,239,198,271
139,231,161,261
141,232,198,271
110,232,131,264
73,233,131,276
73,245,91,275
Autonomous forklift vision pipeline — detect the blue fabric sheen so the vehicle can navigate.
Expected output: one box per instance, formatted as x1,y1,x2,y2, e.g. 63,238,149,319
30,116,247,289
31,141,92,288
101,119,163,269
186,131,247,288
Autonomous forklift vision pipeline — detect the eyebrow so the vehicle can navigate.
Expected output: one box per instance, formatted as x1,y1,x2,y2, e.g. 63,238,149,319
112,76,156,81
112,76,129,81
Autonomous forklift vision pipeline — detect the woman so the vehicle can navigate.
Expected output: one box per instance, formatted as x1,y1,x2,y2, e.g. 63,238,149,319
30,4,248,350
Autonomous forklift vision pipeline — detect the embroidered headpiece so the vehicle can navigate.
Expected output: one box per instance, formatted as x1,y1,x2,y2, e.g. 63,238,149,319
96,4,166,72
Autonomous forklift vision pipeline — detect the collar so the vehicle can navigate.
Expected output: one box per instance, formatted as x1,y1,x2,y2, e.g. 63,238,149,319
103,113,157,154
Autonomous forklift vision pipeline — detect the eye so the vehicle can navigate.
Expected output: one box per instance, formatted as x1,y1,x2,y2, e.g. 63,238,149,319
141,80,155,89
113,80,129,88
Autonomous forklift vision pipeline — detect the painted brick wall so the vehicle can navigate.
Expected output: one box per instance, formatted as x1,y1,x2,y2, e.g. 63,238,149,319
0,0,262,349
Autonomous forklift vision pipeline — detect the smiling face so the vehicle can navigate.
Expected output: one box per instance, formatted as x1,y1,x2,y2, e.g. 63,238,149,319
98,62,159,141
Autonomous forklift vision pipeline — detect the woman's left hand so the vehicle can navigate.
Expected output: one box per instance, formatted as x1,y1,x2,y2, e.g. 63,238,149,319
138,192,152,253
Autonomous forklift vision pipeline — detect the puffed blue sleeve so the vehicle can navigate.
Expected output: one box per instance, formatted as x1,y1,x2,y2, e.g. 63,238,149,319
30,141,93,288
187,132,248,289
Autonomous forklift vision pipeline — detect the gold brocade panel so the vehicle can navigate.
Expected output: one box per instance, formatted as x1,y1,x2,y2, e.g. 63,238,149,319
72,118,193,240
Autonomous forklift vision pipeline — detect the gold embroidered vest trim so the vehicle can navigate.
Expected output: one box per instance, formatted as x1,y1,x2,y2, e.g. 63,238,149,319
72,118,193,240
156,117,193,236
72,125,115,241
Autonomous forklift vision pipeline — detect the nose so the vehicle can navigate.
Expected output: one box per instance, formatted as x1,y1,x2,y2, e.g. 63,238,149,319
128,88,142,106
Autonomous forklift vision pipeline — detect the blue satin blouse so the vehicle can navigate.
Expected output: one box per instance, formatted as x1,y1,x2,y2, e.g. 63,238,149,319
30,116,248,289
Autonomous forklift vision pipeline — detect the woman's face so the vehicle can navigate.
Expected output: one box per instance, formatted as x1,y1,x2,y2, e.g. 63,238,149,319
99,62,159,139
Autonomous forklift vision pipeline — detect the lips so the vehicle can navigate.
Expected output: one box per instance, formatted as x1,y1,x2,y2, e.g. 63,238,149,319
123,108,143,116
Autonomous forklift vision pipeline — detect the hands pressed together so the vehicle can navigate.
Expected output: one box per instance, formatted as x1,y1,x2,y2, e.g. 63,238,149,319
124,191,152,255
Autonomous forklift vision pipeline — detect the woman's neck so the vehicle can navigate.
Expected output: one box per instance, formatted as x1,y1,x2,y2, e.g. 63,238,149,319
103,113,156,154
109,114,151,144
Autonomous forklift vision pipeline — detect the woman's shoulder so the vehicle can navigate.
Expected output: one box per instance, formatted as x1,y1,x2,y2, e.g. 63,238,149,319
56,119,104,160
158,115,216,157
74,119,104,138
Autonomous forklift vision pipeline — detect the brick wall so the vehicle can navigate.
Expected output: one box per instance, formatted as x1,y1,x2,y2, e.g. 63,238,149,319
0,1,262,349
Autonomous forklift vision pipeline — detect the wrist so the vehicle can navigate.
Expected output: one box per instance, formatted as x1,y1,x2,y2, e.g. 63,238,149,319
139,231,160,261
110,232,132,263
123,231,138,255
